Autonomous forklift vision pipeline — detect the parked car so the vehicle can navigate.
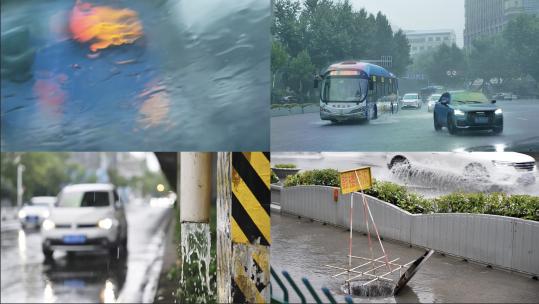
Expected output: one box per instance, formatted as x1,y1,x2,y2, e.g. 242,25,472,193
386,152,536,185
41,184,128,260
401,93,421,109
493,92,517,100
18,196,56,229
433,91,503,135
427,94,442,112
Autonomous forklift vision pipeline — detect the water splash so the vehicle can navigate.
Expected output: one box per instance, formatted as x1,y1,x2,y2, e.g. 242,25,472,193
390,162,511,196
179,222,214,303
342,280,395,298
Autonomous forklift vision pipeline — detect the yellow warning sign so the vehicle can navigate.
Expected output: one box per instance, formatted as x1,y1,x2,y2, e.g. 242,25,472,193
339,167,372,194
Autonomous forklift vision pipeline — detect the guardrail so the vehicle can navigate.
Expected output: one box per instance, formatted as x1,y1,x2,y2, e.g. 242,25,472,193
274,185,539,277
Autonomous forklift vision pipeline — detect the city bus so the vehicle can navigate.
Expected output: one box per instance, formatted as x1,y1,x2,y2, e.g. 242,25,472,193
314,61,398,123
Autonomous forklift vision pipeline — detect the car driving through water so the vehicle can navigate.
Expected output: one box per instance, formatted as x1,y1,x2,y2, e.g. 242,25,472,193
18,196,56,229
433,91,503,135
401,93,422,109
315,61,398,123
387,152,536,186
41,184,128,260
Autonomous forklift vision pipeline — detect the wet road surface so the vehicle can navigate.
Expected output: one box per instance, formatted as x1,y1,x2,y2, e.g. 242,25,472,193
271,152,539,197
271,100,539,151
1,0,269,151
271,212,539,303
0,203,171,303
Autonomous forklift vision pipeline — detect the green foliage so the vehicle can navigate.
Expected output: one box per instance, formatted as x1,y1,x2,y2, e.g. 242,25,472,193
432,193,539,221
364,181,430,214
0,153,169,205
283,168,538,221
284,169,340,187
0,152,94,203
271,171,279,184
422,43,466,88
272,0,412,102
504,14,539,82
274,163,297,169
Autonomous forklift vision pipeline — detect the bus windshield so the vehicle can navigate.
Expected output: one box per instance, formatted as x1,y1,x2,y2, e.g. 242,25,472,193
322,76,368,103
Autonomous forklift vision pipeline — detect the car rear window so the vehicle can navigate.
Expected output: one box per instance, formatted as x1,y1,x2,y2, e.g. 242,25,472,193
58,191,110,207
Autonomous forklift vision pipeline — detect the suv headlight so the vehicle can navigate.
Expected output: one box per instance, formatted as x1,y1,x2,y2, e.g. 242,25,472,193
98,218,114,230
18,210,26,219
454,109,465,116
492,160,512,167
42,219,55,230
495,109,502,115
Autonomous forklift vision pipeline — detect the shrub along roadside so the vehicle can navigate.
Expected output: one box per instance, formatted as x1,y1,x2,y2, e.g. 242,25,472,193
282,169,539,221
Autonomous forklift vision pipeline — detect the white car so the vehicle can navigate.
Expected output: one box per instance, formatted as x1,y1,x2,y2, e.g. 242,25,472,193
401,93,421,109
427,94,442,112
18,196,56,229
386,152,536,185
41,184,128,260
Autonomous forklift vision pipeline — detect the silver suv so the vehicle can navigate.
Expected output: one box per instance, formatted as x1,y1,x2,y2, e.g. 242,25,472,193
41,184,128,260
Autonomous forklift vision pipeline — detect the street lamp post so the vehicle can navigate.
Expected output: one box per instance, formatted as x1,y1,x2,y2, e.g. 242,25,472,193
16,163,25,208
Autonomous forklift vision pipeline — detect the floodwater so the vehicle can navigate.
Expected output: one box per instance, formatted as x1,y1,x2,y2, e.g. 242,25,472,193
271,152,539,197
1,0,269,151
0,204,171,303
271,212,539,303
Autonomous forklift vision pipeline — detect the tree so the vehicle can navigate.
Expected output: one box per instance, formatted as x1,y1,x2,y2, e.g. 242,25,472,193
423,44,466,87
272,0,412,99
287,50,315,101
503,14,539,82
391,29,412,76
468,35,517,91
271,40,288,90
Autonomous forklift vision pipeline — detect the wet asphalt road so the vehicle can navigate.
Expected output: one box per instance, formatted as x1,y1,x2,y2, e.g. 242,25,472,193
0,204,171,303
271,213,539,303
271,99,539,152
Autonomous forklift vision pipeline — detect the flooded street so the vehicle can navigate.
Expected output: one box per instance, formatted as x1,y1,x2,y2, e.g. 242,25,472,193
271,212,539,303
0,203,171,303
271,152,539,197
1,0,269,151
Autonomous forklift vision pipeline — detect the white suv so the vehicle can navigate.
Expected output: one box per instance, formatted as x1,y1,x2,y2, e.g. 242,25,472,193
41,184,128,260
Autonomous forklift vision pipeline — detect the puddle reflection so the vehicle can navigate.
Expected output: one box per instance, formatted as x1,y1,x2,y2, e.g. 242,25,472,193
43,253,127,303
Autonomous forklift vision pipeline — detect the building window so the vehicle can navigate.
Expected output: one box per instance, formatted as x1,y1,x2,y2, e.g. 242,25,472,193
444,36,449,41
436,37,441,41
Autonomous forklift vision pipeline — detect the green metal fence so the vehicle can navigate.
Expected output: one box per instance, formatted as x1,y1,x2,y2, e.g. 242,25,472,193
271,267,354,304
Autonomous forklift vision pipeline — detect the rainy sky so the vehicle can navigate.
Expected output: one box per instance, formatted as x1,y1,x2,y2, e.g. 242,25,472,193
350,0,466,47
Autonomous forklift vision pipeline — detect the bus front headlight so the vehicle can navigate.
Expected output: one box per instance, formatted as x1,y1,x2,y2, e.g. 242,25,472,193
495,109,502,115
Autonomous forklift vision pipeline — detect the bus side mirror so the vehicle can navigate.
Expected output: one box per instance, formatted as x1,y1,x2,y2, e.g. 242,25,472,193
369,80,374,90
314,78,318,89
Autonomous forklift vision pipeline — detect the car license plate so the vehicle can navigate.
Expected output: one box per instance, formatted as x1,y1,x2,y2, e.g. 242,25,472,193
474,116,488,124
63,235,86,244
26,216,38,223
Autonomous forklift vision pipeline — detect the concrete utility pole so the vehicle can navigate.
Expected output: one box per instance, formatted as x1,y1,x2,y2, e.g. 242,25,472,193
217,152,271,303
180,152,211,223
178,152,213,302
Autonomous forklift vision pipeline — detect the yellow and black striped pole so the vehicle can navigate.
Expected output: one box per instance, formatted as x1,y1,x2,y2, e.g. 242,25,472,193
217,152,270,303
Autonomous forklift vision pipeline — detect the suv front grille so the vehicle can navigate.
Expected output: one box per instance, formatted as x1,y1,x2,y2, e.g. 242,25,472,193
512,162,536,172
